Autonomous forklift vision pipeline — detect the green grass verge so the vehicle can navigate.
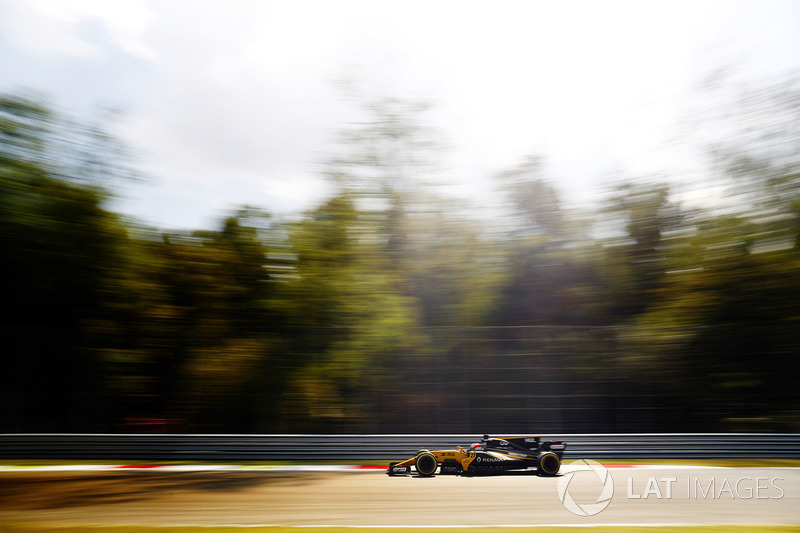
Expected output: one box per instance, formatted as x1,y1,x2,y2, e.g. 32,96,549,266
1,525,798,533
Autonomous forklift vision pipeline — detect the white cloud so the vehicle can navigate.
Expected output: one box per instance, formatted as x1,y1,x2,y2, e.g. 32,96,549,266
1,0,155,60
4,0,800,229
1,1,98,57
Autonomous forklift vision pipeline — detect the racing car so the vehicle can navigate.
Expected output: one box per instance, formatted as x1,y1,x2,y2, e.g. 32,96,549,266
387,434,565,476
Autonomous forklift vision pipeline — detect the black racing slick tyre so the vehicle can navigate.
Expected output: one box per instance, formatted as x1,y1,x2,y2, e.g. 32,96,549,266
537,452,561,476
415,452,438,476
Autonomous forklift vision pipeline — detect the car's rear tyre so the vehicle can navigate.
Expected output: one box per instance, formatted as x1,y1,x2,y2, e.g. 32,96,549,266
415,452,438,476
537,452,561,476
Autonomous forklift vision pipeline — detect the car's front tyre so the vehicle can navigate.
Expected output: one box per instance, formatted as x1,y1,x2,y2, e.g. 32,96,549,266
415,452,438,476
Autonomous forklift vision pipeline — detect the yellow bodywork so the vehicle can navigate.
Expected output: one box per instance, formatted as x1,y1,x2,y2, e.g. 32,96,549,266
394,445,539,472
393,446,477,471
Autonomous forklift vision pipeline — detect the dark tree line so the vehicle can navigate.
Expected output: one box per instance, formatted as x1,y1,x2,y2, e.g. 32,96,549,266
1,76,799,434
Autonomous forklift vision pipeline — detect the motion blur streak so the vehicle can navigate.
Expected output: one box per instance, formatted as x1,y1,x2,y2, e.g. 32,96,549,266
2,71,800,435
0,468,797,526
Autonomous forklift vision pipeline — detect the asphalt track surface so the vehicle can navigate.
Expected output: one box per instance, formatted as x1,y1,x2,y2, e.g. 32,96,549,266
0,466,798,527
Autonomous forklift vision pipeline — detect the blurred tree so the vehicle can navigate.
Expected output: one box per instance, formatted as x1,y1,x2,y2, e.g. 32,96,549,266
600,181,685,317
0,94,129,431
105,209,281,431
691,70,800,249
324,95,446,273
325,96,441,198
488,156,604,326
496,155,565,236
5,67,800,435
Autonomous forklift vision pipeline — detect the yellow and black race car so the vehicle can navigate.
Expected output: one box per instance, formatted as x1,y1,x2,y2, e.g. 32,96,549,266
387,434,565,476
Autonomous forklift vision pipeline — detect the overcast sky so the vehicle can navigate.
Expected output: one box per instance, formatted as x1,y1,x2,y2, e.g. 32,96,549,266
2,0,799,230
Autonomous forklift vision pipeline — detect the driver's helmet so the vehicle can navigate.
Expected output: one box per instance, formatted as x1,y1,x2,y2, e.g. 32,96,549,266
470,443,482,450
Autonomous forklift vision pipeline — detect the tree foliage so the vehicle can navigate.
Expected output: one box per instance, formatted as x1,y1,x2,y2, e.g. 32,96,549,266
2,75,799,433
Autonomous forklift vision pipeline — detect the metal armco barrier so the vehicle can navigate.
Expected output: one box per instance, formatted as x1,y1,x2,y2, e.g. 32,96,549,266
0,434,798,461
